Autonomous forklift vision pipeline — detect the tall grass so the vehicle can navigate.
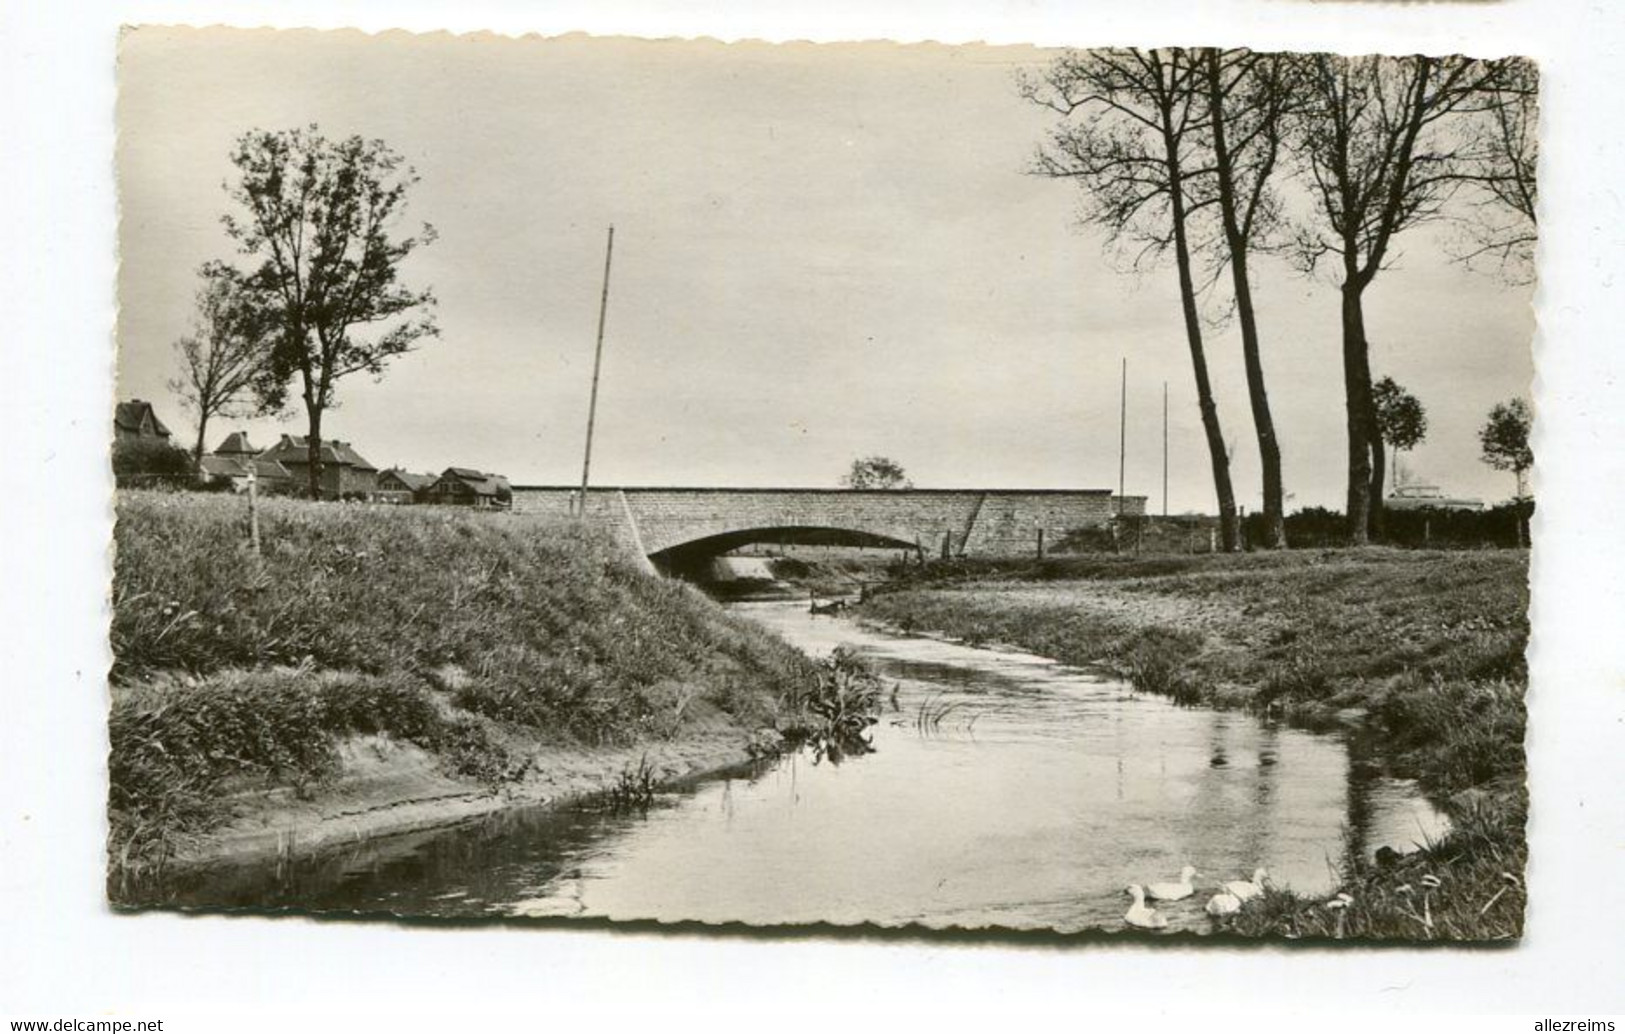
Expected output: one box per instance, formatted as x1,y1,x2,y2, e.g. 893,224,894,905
110,491,821,868
113,492,817,742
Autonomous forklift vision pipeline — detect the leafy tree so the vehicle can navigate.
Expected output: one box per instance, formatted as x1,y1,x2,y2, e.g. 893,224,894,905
1288,54,1507,543
842,456,912,490
1022,48,1241,550
1479,398,1533,500
168,261,275,464
223,126,438,498
112,437,194,488
1371,376,1428,493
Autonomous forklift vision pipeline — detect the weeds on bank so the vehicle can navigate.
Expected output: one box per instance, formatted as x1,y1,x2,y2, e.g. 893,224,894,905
108,668,521,872
109,491,826,870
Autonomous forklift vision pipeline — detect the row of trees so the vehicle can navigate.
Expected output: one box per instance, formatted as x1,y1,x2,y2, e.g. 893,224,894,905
169,126,439,498
1022,49,1537,547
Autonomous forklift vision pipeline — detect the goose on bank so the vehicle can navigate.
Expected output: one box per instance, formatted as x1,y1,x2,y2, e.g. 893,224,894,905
1124,885,1169,930
1224,868,1269,902
1205,891,1242,917
1146,865,1199,902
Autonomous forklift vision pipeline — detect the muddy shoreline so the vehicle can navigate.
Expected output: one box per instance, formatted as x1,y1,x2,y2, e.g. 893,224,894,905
132,729,764,887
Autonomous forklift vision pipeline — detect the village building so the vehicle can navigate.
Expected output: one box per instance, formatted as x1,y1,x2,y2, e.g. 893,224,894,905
374,468,438,505
258,434,381,499
426,467,512,509
114,399,174,442
197,432,294,494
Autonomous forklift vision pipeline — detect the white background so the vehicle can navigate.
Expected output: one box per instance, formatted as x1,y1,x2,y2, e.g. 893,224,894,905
3,0,1622,1025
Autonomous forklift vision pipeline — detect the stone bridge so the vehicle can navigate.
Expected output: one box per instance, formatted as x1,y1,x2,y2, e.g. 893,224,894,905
511,486,1146,569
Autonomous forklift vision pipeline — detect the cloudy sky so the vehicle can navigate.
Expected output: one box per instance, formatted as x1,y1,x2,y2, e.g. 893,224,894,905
116,28,1535,510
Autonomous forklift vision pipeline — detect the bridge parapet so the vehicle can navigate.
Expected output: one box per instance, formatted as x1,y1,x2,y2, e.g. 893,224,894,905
512,486,1146,560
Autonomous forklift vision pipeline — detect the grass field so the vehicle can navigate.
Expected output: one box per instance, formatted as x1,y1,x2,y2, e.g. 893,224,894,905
858,549,1529,940
110,490,821,873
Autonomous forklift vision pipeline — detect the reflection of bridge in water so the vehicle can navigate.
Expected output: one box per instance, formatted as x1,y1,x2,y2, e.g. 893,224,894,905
511,486,1146,571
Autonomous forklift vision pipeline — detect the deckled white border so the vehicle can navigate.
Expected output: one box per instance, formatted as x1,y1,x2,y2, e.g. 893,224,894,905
4,0,1623,1022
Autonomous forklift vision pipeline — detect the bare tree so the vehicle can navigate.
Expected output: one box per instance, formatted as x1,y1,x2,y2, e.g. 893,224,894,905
167,261,273,465
1022,48,1240,551
224,126,439,499
1288,53,1507,544
1457,57,1539,279
1201,48,1295,548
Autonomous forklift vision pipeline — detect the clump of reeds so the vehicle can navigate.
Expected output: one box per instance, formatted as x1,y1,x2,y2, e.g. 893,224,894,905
799,646,884,763
600,755,660,812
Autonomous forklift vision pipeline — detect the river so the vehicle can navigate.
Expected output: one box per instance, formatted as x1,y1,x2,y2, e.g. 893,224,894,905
151,599,1448,932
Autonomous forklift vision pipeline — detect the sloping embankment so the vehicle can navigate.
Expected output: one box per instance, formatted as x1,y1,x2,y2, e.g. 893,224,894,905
109,491,817,891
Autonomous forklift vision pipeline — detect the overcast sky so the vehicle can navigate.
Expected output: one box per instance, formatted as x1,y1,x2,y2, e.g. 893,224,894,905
116,28,1535,510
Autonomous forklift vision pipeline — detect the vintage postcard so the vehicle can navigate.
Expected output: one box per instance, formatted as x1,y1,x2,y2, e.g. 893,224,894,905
110,27,1535,939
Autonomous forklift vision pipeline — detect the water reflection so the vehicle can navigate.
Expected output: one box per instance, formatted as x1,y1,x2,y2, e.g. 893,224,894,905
143,601,1449,931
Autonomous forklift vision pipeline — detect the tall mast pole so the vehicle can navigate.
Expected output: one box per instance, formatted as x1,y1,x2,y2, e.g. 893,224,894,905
1118,357,1127,516
577,225,615,517
1162,380,1169,518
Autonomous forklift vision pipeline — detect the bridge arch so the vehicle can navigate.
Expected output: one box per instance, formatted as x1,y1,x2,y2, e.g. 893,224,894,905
647,525,919,578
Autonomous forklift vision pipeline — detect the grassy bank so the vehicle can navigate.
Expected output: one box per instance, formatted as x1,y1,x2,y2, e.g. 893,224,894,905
111,491,823,877
858,549,1528,940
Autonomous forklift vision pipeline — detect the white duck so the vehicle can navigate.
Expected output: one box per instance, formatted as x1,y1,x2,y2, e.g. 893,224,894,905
1124,885,1168,930
1223,868,1269,902
1205,891,1242,917
1145,865,1200,902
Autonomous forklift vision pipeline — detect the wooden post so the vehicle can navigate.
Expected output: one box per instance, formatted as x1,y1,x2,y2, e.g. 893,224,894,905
576,225,615,517
1036,527,1045,560
941,530,951,560
1118,356,1127,517
1162,380,1168,518
246,463,261,558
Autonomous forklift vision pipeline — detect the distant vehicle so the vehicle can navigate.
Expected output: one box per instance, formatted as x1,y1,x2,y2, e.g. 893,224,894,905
1385,482,1485,512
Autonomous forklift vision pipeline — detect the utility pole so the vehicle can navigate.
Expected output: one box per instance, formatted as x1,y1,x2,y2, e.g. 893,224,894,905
576,225,615,517
1118,357,1127,516
1162,380,1168,518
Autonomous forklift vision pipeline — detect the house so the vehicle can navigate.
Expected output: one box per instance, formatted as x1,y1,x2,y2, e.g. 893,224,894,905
426,467,512,509
197,432,293,494
114,399,173,442
258,434,380,499
374,468,438,505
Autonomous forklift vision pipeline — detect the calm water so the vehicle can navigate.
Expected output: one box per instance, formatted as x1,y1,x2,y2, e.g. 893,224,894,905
150,601,1448,931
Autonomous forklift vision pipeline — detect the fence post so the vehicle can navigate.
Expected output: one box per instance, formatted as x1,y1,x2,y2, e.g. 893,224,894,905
1036,527,1045,560
246,464,261,558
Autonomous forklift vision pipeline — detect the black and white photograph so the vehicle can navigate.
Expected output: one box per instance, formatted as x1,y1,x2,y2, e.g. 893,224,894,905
102,28,1546,940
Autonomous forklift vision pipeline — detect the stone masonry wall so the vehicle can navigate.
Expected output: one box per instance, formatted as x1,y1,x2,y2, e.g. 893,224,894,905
512,487,1147,560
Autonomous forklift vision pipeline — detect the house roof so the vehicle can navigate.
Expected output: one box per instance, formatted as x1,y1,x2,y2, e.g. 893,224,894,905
214,431,257,456
199,455,292,480
438,467,511,497
261,434,378,472
381,468,437,491
114,400,172,438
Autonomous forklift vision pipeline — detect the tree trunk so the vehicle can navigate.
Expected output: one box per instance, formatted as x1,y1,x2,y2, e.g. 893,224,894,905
1163,121,1239,551
1369,425,1387,540
303,395,325,500
1206,56,1286,549
1340,282,1376,545
192,413,209,469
